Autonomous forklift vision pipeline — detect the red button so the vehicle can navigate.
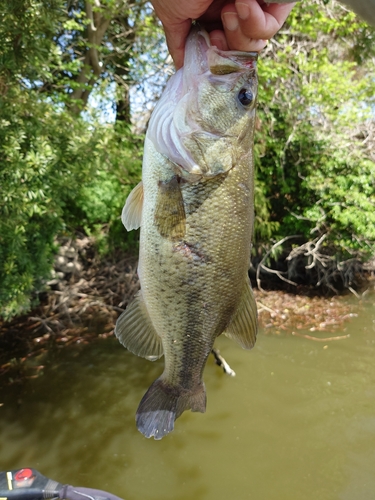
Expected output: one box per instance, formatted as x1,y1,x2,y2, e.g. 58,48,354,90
14,469,33,482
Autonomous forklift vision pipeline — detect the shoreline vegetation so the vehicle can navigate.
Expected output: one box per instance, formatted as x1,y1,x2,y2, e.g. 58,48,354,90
1,236,373,386
1,1,375,395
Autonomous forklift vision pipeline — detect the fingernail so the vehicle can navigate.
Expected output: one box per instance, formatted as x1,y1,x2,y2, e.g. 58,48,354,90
222,12,239,31
236,2,250,20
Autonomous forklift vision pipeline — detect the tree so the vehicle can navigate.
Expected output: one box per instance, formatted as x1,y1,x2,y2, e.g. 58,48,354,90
0,0,166,319
253,0,375,265
1,0,375,318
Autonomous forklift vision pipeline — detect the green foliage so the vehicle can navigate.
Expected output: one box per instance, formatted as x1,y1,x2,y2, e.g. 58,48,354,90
0,87,142,319
253,0,375,259
303,153,375,251
0,0,65,82
0,89,96,318
0,0,161,319
1,0,375,318
68,122,143,254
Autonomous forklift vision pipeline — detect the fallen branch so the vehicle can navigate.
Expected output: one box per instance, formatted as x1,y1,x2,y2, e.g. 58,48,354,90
256,301,278,316
255,234,366,293
256,235,301,291
292,332,350,342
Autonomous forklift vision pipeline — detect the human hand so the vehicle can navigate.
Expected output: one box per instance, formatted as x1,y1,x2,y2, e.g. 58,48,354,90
150,0,296,69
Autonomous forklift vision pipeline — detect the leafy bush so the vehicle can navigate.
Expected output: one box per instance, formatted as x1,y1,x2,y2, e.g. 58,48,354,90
1,0,375,319
0,88,141,319
253,0,375,261
67,122,143,254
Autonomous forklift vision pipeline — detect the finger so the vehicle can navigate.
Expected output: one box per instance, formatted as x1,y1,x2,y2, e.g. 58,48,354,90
234,0,295,40
221,5,268,52
209,29,229,51
163,19,193,69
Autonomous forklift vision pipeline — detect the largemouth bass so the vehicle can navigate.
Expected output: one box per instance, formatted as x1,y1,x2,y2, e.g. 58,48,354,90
115,27,258,440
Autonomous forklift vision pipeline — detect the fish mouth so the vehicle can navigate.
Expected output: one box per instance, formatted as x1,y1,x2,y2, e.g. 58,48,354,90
184,25,258,81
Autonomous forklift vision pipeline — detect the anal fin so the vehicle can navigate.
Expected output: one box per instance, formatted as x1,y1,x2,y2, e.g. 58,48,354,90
223,278,258,350
115,290,163,361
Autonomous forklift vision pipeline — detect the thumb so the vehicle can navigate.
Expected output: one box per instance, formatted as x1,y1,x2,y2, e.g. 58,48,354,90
163,19,192,69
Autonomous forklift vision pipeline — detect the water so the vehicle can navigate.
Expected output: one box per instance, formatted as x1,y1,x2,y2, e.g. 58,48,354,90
1,296,375,500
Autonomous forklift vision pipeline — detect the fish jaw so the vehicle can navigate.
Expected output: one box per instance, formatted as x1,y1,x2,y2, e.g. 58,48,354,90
147,27,258,179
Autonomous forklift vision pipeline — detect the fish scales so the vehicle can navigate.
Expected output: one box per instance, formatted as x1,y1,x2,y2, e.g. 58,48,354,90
116,27,258,439
141,141,253,382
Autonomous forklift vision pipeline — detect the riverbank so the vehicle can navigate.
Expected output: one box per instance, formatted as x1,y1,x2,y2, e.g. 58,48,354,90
1,237,373,384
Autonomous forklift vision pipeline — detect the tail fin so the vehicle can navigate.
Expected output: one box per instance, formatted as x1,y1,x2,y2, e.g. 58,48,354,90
136,377,206,440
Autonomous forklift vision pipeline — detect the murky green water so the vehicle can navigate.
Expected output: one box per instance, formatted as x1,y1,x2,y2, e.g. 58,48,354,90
1,295,375,500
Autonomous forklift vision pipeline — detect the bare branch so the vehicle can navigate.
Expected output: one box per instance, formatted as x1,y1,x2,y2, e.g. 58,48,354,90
256,235,301,291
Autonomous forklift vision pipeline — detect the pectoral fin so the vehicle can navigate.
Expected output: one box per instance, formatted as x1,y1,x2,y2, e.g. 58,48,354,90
223,278,258,349
115,290,163,361
121,181,144,231
154,177,186,240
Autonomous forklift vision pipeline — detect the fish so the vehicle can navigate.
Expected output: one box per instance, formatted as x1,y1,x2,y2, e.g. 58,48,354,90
265,0,375,27
115,26,258,440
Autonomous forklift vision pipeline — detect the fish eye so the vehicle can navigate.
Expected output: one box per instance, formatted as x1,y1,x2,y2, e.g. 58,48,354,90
238,88,253,107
